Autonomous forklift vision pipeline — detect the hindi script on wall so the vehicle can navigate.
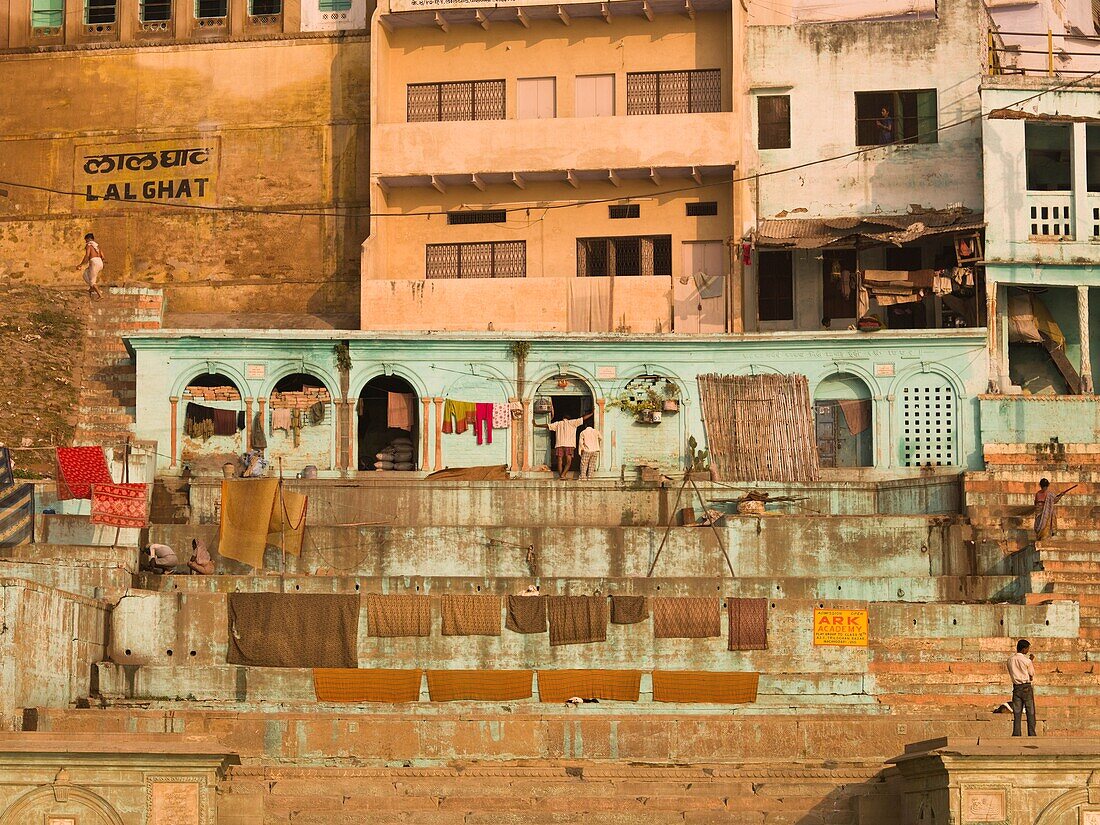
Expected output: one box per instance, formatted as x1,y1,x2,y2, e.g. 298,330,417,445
76,137,220,209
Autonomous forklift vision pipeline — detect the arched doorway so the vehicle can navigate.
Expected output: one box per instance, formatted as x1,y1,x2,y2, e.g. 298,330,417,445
181,371,244,472
814,373,873,468
358,374,419,471
267,372,333,471
532,375,595,474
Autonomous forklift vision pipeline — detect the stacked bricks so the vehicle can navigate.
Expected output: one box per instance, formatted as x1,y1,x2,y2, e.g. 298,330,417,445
270,386,331,410
184,385,242,402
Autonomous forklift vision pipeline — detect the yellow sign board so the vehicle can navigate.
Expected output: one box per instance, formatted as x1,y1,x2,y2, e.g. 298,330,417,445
75,137,219,209
813,608,868,647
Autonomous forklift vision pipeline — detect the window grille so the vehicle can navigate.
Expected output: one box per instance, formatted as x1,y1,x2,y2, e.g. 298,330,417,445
577,235,672,277
686,201,718,217
85,0,115,24
426,241,525,279
1030,204,1073,238
408,80,506,123
319,0,351,9
608,204,640,219
447,210,506,225
250,0,281,15
195,0,226,17
625,70,721,115
757,95,791,149
140,0,171,21
902,381,956,467
756,251,793,322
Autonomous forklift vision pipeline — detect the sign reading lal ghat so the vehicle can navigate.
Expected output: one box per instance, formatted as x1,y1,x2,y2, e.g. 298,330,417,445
76,137,220,208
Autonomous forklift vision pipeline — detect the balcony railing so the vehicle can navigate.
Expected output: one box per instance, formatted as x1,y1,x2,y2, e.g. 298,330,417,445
1091,197,1100,241
1027,192,1073,240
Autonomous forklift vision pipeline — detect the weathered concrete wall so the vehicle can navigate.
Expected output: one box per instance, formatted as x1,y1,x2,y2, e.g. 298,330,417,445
0,37,370,318
0,580,108,728
979,395,1100,443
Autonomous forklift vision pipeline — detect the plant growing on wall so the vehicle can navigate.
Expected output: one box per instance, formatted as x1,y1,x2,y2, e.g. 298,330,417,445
333,342,352,373
612,388,663,423
508,340,531,361
687,436,709,472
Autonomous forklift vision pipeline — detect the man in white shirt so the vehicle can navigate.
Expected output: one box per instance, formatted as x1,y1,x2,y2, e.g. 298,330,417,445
578,426,602,480
541,403,594,479
1007,638,1037,737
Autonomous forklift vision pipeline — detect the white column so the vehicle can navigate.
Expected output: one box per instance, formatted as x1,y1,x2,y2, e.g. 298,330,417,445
1073,122,1090,242
1079,286,1093,394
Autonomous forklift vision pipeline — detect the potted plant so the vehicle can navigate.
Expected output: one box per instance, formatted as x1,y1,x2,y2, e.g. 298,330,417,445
611,388,663,424
662,380,680,412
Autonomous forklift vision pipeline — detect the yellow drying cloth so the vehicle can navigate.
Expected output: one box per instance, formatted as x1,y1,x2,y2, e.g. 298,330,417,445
426,670,533,701
268,485,308,557
1031,293,1067,349
536,670,642,703
651,671,759,704
314,669,422,703
218,478,279,569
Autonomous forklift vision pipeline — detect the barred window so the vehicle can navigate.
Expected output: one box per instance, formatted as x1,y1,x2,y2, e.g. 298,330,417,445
757,95,791,149
195,0,225,16
577,235,672,277
426,241,526,279
756,251,793,322
85,0,115,23
250,0,281,14
608,204,640,219
625,70,721,115
408,80,506,123
141,0,171,21
447,210,506,225
686,201,718,217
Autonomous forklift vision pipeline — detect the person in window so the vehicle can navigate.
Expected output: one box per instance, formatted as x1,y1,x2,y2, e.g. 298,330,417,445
875,106,896,145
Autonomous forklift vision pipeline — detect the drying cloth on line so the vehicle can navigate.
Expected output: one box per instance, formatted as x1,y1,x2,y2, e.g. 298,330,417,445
426,670,533,702
218,478,279,569
547,595,608,646
227,593,359,668
271,408,293,431
505,594,547,634
250,411,267,450
365,594,431,637
491,403,512,429
727,598,768,651
55,446,112,501
836,399,872,436
426,465,508,481
651,671,759,704
474,403,493,445
309,401,325,425
442,400,476,435
267,485,308,557
212,407,239,436
651,597,722,638
0,446,12,489
537,670,642,703
440,594,501,636
313,669,421,703
90,482,149,528
0,483,34,547
387,392,415,431
610,595,648,625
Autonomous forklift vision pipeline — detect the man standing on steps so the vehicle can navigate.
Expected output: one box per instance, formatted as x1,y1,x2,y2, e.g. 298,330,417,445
1007,638,1037,737
76,232,104,301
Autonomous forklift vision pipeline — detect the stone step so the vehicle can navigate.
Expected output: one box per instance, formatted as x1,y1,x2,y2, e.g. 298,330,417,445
1039,560,1100,574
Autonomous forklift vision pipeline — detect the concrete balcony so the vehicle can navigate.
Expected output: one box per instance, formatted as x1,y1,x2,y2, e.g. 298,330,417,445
373,112,735,184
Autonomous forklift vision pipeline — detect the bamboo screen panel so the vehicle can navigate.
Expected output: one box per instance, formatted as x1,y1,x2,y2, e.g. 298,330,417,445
696,373,819,482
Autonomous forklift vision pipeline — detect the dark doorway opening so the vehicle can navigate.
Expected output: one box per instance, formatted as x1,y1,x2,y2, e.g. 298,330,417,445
358,375,419,471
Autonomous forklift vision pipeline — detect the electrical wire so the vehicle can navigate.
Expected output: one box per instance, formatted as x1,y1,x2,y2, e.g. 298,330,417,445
2,63,1098,221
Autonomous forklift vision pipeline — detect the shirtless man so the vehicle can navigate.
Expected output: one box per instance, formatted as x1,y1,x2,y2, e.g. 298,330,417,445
76,232,104,300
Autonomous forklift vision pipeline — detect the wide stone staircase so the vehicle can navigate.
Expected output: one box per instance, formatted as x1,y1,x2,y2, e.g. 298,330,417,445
6,472,1100,822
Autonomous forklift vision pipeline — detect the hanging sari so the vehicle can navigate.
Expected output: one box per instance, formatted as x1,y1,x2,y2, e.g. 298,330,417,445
1034,490,1057,540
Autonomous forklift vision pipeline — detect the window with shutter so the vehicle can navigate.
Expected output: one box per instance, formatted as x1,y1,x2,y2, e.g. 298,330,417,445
575,74,615,117
757,95,791,149
517,77,556,120
31,0,64,28
626,70,721,115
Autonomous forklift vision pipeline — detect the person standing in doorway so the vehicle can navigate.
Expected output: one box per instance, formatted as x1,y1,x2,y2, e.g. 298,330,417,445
1007,638,1037,737
578,425,602,480
76,232,104,300
540,400,593,480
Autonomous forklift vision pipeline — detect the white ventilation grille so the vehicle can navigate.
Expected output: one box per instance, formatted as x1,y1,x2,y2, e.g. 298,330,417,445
901,380,956,467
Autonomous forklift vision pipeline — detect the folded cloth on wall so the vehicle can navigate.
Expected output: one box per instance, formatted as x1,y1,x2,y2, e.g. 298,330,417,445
651,671,759,704
271,408,293,431
537,670,642,703
55,446,112,500
218,478,279,569
0,446,13,489
387,392,415,431
267,485,308,557
90,482,149,528
440,594,501,636
365,593,431,637
505,594,547,634
227,593,359,668
547,595,608,646
314,668,421,703
651,597,722,638
426,465,508,481
727,598,768,651
610,595,648,625
427,669,533,702
0,483,34,547
250,412,267,450
836,399,872,436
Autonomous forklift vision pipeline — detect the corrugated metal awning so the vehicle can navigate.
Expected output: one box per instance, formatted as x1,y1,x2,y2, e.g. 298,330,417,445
754,208,985,249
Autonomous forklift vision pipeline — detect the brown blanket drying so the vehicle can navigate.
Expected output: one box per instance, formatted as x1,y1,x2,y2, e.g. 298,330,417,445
426,465,508,481
547,595,608,646
313,668,422,703
505,595,547,634
610,595,648,625
537,670,642,703
651,596,721,638
227,593,359,668
727,598,768,651
365,594,431,637
426,669,533,701
651,671,759,704
440,595,502,636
